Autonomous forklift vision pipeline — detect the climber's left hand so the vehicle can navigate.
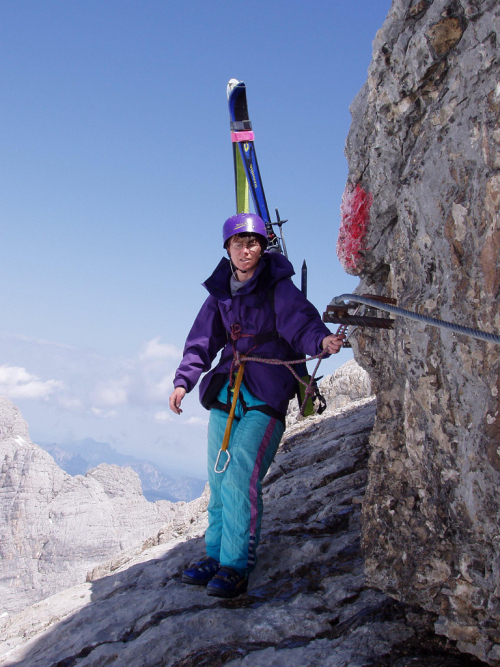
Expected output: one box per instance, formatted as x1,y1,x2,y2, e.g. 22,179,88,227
321,334,345,355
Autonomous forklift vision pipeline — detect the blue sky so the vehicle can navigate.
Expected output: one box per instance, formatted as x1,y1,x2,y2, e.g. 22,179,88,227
0,0,391,476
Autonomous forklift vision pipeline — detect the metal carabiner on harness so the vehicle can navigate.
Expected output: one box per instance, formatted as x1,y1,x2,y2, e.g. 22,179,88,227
214,448,231,473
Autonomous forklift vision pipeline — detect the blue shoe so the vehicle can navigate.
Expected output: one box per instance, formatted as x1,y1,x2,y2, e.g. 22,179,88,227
206,566,248,598
181,557,220,586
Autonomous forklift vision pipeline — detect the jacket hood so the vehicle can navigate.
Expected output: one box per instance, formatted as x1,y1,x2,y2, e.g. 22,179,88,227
203,252,296,302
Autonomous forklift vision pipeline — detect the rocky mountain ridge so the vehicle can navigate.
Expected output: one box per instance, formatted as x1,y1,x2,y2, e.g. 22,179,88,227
286,359,372,428
1,390,486,667
40,438,206,502
0,395,205,616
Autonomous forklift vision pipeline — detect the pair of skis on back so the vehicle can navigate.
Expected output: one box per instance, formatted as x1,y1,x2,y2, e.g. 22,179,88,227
222,79,319,431
226,78,307,296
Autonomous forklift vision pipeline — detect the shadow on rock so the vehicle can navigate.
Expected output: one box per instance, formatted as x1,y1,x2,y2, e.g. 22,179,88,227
2,402,487,667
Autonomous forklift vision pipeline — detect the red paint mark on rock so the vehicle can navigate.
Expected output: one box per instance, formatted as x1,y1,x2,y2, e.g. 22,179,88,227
337,183,373,273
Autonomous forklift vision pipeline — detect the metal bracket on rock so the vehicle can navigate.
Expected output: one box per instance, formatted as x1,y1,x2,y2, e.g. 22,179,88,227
322,294,396,342
325,294,500,346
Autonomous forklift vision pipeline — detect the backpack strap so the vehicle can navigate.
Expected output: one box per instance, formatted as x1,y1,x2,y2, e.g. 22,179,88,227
266,283,278,329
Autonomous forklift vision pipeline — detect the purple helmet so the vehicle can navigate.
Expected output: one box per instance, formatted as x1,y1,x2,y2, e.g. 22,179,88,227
222,213,268,249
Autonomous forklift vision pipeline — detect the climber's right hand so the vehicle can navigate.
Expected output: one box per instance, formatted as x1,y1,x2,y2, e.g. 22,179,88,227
169,387,186,415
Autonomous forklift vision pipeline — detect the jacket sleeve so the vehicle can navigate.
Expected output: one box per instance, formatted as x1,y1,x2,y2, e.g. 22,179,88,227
173,295,228,392
273,278,332,356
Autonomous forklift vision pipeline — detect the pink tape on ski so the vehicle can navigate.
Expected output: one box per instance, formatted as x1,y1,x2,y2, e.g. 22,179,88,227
231,131,255,142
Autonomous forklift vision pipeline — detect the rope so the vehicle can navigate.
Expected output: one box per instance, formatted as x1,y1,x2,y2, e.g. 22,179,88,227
229,322,345,417
228,323,257,386
334,294,500,345
233,349,328,416
236,350,326,387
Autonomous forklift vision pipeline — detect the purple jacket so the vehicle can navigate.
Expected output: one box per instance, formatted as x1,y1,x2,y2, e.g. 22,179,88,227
173,253,331,415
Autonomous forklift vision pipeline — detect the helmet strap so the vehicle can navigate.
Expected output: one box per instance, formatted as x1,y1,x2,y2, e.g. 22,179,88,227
230,259,247,277
229,256,263,280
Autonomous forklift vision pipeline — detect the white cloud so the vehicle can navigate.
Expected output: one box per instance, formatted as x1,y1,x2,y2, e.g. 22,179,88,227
6,333,80,352
147,372,175,403
139,337,182,361
91,377,130,408
1,335,212,471
1,335,185,417
154,410,173,423
91,407,118,418
183,416,209,428
57,396,85,411
0,365,62,400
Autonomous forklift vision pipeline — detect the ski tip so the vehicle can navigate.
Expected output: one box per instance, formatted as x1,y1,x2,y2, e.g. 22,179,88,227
227,78,243,98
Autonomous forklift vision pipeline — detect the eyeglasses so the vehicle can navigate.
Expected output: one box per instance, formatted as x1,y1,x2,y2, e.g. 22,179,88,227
230,240,261,251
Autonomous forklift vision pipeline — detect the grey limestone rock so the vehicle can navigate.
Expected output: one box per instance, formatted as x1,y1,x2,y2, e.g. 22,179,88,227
341,0,500,663
286,359,373,427
0,395,200,615
319,359,373,410
41,439,206,502
0,396,485,667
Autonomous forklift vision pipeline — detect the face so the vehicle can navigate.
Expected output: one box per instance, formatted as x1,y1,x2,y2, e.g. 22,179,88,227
228,236,262,275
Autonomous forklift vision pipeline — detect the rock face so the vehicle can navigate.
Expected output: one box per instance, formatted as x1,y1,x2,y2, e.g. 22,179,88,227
126,461,206,503
0,395,486,667
319,359,373,409
341,1,500,663
40,439,207,502
0,396,194,615
286,359,372,427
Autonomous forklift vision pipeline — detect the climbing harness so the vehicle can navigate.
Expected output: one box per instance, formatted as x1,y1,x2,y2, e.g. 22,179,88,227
214,320,346,472
234,348,328,414
228,321,333,418
324,294,500,346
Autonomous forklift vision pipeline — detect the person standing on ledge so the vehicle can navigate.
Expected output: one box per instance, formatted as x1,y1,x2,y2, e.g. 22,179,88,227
169,213,344,598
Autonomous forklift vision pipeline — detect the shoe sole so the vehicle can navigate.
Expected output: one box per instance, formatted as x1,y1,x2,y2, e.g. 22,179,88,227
181,574,214,586
206,583,248,598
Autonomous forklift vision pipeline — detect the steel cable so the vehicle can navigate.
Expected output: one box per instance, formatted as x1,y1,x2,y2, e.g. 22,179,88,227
334,294,500,345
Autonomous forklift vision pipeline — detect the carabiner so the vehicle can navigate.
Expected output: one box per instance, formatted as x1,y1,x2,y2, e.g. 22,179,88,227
214,448,231,473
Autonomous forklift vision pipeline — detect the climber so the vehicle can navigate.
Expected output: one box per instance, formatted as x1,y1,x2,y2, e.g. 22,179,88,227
169,213,344,598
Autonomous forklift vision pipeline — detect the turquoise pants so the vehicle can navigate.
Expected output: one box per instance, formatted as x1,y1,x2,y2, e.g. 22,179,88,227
205,380,284,575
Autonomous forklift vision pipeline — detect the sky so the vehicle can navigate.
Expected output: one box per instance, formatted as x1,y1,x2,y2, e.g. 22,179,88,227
0,0,391,477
